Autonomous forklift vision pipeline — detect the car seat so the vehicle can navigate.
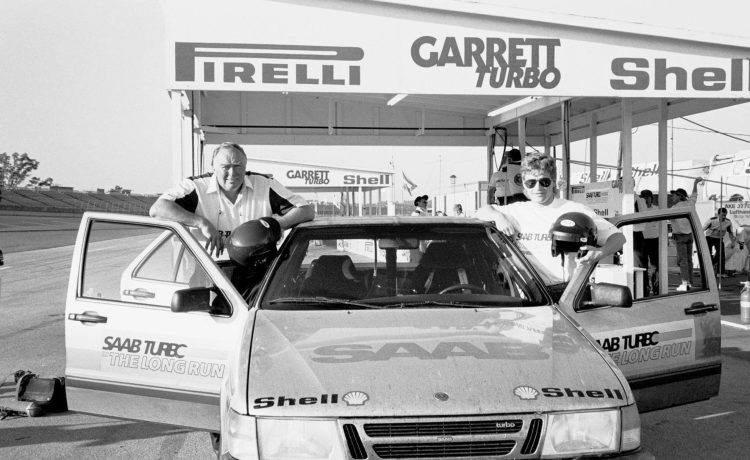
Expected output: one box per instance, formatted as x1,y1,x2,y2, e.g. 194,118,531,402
407,242,476,294
299,255,364,299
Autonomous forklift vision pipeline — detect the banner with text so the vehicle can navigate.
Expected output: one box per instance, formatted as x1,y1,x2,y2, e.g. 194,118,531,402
570,180,625,218
165,0,750,97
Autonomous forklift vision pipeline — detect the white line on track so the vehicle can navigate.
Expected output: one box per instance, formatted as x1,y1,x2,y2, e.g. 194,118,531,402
694,411,735,420
721,320,750,331
0,266,10,271
88,245,120,252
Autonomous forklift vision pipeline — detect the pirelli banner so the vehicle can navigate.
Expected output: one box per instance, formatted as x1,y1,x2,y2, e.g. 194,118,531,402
165,0,750,97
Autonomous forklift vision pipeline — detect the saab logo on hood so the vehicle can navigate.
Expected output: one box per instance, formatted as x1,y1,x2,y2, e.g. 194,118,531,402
312,341,549,363
513,386,624,400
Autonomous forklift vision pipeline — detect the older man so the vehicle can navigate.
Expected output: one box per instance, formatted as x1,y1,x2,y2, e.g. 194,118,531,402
150,142,314,256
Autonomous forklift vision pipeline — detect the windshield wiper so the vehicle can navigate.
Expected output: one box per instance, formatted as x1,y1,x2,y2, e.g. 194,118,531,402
266,297,383,309
382,300,480,309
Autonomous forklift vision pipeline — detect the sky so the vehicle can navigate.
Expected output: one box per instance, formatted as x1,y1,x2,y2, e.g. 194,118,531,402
2,0,750,197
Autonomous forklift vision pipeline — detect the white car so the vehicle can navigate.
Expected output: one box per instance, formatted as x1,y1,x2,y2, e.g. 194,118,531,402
65,210,721,459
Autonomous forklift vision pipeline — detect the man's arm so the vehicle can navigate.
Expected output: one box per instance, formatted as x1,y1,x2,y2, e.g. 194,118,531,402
475,204,517,236
274,204,315,230
578,232,626,264
688,177,702,204
150,198,223,256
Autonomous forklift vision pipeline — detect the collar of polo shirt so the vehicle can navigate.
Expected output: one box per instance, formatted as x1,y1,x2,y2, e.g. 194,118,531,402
206,173,253,194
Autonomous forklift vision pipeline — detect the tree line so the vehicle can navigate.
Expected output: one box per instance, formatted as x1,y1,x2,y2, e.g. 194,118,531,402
0,152,54,189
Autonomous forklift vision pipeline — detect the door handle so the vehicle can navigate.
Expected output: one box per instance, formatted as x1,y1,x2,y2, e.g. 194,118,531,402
123,288,155,299
684,303,718,315
68,312,108,324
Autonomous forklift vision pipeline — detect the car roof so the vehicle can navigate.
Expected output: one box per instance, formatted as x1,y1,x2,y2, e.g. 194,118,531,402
296,216,490,228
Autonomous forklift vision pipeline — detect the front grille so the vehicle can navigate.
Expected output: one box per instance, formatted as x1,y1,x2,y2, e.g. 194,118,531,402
520,418,543,455
344,423,368,459
374,440,515,458
364,420,523,437
342,414,544,459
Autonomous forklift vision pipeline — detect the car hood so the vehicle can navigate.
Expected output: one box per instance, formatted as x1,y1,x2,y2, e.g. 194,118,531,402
246,307,630,416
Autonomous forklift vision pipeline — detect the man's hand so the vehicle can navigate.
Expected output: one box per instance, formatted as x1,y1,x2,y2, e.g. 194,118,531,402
575,245,604,265
198,219,224,257
491,213,516,237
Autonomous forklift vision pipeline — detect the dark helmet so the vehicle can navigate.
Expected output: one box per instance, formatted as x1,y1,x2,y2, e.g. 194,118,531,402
226,219,278,269
549,212,597,257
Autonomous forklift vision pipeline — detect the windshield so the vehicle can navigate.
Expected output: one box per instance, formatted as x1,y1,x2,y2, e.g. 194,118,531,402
260,223,549,309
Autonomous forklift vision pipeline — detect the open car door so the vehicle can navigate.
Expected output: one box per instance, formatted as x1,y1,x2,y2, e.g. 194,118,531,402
558,206,721,412
64,212,249,430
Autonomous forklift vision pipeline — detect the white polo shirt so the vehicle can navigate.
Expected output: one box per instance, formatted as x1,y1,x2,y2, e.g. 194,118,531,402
159,171,308,239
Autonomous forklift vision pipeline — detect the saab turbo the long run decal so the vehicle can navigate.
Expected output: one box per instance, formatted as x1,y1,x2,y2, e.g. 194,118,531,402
593,320,695,371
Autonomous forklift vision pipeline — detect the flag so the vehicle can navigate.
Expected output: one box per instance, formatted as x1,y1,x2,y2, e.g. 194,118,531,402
402,172,417,196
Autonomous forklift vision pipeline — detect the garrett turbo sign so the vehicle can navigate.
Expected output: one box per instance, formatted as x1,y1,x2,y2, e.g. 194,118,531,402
411,36,561,89
284,169,391,188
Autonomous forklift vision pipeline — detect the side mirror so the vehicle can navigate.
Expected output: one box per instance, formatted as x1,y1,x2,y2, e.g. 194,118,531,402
579,282,633,311
171,287,231,315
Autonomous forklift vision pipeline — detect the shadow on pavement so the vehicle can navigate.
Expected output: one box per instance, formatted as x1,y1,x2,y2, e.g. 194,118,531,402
0,417,193,448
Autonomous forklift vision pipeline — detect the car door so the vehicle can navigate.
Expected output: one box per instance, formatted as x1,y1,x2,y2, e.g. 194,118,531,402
65,212,249,431
558,206,721,413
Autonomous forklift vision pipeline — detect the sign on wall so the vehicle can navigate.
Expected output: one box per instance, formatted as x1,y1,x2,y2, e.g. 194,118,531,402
723,201,750,227
570,180,625,218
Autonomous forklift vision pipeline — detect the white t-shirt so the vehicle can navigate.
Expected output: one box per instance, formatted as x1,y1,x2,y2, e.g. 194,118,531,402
475,198,619,278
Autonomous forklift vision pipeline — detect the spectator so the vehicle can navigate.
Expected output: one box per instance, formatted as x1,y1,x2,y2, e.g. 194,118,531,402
703,207,736,278
669,177,703,291
411,195,429,216
636,189,659,295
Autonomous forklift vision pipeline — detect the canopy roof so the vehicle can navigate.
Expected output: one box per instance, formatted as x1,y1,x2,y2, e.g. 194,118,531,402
162,0,750,155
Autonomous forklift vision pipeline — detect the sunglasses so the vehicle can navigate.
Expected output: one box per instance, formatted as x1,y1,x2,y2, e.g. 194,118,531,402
523,177,553,189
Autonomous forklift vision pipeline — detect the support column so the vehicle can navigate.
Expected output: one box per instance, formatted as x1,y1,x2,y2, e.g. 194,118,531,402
561,101,571,198
589,113,598,183
487,130,495,181
170,90,191,184
658,99,669,295
621,99,635,293
357,185,365,216
517,118,526,156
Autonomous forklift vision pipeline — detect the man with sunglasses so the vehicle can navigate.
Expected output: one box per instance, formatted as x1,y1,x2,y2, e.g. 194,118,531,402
476,152,625,279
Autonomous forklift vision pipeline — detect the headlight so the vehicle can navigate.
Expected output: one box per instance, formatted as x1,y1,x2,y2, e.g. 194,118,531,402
257,418,346,460
226,408,259,460
541,410,619,457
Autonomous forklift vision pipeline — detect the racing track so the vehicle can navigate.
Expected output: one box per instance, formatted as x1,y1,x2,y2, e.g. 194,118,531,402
0,229,215,459
2,222,750,458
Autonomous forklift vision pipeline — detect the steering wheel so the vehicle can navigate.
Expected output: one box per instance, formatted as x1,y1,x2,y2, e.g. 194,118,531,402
438,284,488,295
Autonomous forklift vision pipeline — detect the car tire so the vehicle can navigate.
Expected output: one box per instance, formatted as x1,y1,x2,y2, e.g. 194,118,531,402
209,432,221,459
